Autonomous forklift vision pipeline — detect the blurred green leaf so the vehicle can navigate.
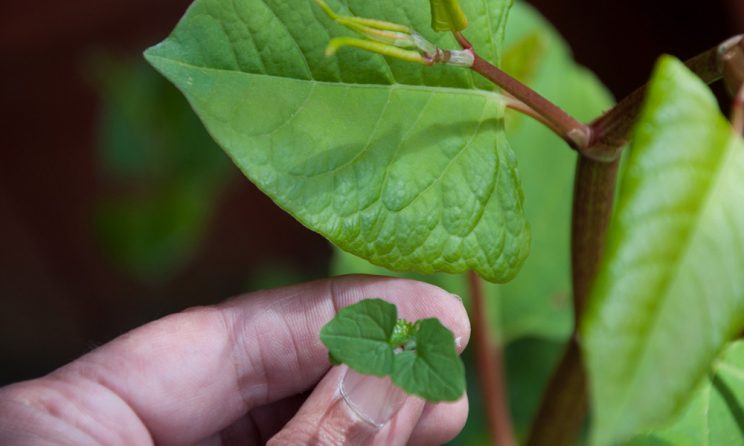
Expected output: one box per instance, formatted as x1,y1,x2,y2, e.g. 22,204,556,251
90,56,231,280
582,56,744,444
627,341,744,446
505,338,565,441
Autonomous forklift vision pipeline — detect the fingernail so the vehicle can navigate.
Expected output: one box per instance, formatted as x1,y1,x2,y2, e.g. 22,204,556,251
455,336,463,350
340,367,408,429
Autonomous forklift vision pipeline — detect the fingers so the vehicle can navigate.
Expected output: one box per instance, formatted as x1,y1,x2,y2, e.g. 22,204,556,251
195,392,308,446
268,366,420,446
0,276,469,446
407,396,470,446
268,365,469,446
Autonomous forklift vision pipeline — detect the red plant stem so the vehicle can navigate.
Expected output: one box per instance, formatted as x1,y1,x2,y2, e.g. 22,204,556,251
732,83,744,135
526,158,619,446
588,35,742,160
470,54,592,150
503,95,565,136
468,271,516,446
568,159,620,320
526,338,588,446
464,32,743,162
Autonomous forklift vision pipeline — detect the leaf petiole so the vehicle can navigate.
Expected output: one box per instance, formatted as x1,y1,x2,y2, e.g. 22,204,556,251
326,37,427,64
316,0,474,67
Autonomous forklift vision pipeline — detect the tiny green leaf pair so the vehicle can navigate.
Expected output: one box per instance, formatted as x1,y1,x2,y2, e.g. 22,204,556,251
321,299,465,402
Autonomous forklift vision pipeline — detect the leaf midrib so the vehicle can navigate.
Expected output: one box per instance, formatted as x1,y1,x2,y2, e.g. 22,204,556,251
145,52,506,101
613,131,737,430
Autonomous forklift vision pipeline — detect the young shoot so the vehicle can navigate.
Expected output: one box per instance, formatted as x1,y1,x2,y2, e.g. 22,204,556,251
314,0,473,67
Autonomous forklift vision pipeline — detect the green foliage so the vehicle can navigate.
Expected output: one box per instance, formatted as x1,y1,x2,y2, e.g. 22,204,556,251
321,299,465,402
628,341,744,446
498,1,613,340
144,0,526,283
582,56,744,444
91,56,231,280
332,2,613,344
142,0,743,442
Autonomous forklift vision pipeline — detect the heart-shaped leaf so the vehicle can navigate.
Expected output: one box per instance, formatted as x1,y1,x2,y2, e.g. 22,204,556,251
392,318,465,401
582,55,744,444
320,298,397,376
144,0,526,283
321,298,465,402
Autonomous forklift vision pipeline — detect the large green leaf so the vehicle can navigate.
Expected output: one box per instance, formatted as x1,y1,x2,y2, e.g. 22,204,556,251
144,0,527,283
582,55,744,445
332,2,613,343
628,341,744,446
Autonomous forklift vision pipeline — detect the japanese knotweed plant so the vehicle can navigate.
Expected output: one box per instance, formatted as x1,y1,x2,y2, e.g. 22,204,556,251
146,0,744,444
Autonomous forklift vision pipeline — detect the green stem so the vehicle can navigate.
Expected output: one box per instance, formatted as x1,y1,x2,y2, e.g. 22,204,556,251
468,271,517,446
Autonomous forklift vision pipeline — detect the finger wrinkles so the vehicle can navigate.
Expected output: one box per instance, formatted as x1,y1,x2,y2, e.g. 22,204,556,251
0,373,152,446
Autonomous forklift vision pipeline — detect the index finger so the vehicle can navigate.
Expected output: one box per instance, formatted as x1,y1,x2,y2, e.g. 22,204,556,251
0,275,470,446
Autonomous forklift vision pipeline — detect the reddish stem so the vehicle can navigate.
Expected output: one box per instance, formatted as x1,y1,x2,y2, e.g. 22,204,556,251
468,271,517,446
732,83,744,135
588,35,742,160
470,54,591,150
527,158,619,446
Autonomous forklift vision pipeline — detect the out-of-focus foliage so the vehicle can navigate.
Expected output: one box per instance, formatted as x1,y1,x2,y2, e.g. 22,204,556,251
627,341,744,446
583,55,744,445
91,55,231,281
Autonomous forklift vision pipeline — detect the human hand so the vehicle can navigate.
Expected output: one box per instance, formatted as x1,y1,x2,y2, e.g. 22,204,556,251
0,276,470,445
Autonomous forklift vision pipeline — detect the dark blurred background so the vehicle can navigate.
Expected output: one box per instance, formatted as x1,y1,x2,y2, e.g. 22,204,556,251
0,0,740,390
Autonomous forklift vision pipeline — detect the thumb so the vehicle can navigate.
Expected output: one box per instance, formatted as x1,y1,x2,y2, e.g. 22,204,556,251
268,365,423,446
